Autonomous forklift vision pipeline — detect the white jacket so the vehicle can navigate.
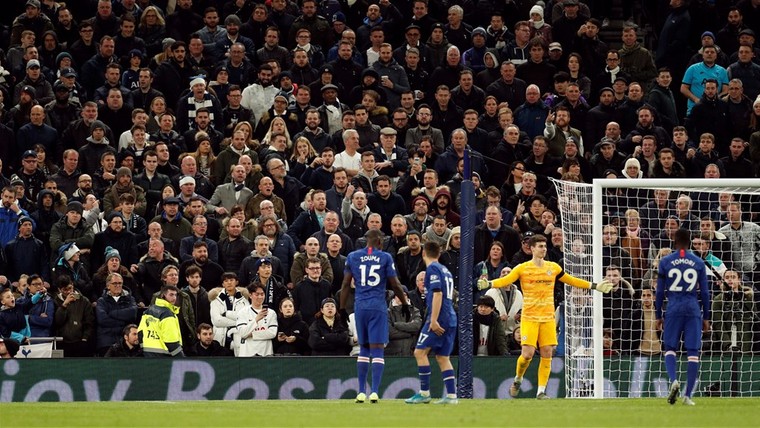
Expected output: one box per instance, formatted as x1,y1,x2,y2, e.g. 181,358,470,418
241,83,278,124
486,285,523,336
209,287,250,348
233,305,278,357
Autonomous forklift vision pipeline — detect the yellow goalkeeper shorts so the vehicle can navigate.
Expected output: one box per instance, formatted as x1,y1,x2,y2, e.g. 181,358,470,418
520,320,558,348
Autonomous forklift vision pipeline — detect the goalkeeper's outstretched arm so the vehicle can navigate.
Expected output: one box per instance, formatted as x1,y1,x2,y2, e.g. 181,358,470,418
559,271,613,293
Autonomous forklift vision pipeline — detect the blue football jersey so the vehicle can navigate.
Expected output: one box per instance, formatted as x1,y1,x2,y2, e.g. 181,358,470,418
425,262,457,328
345,246,397,311
656,249,711,320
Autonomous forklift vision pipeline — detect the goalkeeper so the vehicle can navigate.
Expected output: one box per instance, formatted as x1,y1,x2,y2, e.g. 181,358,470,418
478,234,612,399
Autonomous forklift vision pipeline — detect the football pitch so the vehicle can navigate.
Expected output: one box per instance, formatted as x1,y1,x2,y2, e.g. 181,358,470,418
3,398,758,427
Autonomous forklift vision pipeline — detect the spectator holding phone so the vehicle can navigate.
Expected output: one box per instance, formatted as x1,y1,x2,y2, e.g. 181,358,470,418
233,282,278,357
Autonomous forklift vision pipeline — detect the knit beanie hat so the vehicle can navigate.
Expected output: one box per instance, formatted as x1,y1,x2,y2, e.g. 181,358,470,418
104,246,121,261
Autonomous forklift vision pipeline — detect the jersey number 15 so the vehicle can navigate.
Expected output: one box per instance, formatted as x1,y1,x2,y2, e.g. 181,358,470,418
359,264,381,287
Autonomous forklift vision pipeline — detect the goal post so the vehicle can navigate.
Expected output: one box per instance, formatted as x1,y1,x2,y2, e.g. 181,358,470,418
553,177,760,399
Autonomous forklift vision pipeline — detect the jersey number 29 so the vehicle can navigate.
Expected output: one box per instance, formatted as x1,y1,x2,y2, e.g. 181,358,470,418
667,267,698,292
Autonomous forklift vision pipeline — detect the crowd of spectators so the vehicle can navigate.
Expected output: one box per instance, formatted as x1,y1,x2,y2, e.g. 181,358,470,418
1,0,760,358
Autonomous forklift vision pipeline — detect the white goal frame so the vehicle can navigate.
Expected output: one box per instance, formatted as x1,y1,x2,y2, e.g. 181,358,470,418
571,178,760,399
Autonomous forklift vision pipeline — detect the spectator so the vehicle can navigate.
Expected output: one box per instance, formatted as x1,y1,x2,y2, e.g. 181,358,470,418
485,266,523,340
386,286,422,356
5,216,49,283
182,265,211,328
139,284,185,357
473,295,508,356
208,272,249,352
292,257,332,325
179,217,220,264
233,282,278,357
274,297,311,355
103,323,143,357
188,322,232,357
51,242,91,298
53,274,95,357
308,297,350,355
95,273,138,355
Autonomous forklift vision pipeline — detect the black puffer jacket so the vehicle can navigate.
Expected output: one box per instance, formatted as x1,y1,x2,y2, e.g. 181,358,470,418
274,312,311,355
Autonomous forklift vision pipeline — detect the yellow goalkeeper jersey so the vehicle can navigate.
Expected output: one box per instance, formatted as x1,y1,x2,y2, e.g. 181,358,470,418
491,260,590,322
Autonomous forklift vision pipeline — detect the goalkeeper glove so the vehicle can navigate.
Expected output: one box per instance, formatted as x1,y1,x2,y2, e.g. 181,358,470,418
591,280,613,293
477,278,492,291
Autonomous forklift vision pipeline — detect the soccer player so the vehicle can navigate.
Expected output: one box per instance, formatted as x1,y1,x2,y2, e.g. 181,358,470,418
477,234,612,399
340,229,407,404
406,241,459,405
655,228,710,406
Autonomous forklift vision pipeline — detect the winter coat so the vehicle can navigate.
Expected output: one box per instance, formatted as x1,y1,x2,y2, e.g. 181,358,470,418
104,338,144,357
134,252,180,304
293,277,332,325
54,290,95,343
274,313,311,355
386,303,422,356
208,287,250,348
308,315,351,355
183,286,212,328
52,258,92,298
473,310,508,356
91,228,139,274
95,290,139,350
5,235,49,282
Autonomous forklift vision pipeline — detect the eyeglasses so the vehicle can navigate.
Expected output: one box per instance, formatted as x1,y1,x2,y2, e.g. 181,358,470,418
262,223,276,228
269,165,285,171
513,166,525,171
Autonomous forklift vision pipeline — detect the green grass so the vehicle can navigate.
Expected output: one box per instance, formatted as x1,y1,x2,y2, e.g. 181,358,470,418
3,398,759,427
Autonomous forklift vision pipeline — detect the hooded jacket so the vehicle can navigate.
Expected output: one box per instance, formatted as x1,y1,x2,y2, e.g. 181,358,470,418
429,187,461,227
54,289,95,343
139,297,184,356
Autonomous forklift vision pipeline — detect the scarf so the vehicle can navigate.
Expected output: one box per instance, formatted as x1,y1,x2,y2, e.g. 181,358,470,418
532,19,544,29
474,311,495,326
111,181,135,200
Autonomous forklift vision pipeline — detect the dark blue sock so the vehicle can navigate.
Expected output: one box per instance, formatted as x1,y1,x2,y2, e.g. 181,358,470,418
419,365,431,393
442,369,456,396
370,347,385,394
357,347,370,395
686,359,699,397
665,351,677,383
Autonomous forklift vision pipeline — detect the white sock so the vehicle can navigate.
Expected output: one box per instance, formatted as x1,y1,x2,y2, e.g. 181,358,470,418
515,376,523,383
420,390,430,397
537,386,546,394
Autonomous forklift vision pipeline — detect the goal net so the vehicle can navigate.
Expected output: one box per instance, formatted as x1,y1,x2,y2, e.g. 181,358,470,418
553,178,760,399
